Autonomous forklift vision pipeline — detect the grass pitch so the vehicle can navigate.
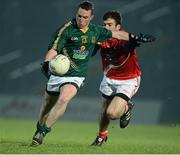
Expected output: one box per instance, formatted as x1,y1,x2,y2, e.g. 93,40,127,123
0,118,180,154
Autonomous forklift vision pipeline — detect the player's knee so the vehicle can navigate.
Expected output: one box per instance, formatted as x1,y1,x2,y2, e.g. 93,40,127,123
106,110,119,120
57,96,70,105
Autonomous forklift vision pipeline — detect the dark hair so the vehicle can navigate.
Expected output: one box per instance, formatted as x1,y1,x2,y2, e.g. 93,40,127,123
103,11,122,25
78,1,94,14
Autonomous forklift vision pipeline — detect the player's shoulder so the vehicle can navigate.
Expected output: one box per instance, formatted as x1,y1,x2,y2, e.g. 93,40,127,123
62,19,74,30
89,24,111,37
89,23,103,31
55,19,74,35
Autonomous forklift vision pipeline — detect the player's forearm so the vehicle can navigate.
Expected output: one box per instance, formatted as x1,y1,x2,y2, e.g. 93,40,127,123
112,30,129,40
44,49,57,62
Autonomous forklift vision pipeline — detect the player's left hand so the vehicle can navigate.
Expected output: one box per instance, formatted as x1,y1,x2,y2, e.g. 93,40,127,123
41,61,51,79
137,33,156,43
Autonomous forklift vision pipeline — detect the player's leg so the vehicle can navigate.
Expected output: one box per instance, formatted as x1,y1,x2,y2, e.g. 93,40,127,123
118,77,141,128
91,96,111,146
106,95,127,120
31,76,84,146
99,96,111,131
31,84,77,147
103,76,140,128
45,84,77,128
31,92,58,147
38,92,58,125
119,99,134,128
106,93,133,128
91,75,114,146
98,75,126,120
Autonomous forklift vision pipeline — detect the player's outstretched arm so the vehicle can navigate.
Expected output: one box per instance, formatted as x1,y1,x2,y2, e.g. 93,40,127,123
112,30,156,43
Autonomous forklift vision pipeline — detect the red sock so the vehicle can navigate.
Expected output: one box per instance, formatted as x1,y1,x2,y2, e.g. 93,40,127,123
99,130,108,140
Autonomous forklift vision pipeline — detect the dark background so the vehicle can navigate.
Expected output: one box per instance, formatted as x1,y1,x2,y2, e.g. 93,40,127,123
0,0,179,124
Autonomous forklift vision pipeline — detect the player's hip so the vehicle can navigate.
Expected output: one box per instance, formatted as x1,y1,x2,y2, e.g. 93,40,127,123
99,75,141,99
46,75,85,94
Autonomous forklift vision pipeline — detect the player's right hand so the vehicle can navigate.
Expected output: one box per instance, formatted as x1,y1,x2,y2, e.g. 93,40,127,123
137,33,156,43
41,61,51,79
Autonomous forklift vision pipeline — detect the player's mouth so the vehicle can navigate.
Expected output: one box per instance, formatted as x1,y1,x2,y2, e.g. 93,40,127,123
78,23,84,28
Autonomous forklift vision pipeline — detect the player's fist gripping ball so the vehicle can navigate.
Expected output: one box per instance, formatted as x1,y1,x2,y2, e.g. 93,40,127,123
49,54,70,75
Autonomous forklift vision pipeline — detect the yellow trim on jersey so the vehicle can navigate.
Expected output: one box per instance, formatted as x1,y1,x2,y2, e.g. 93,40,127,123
80,27,89,33
52,21,72,50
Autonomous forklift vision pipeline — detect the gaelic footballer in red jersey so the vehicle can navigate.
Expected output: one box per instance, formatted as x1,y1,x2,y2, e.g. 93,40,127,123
91,11,155,146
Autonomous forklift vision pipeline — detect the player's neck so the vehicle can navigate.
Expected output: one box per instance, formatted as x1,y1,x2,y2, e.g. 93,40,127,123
80,27,89,33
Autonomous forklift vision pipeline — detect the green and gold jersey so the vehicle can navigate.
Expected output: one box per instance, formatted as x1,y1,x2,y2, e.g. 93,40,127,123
48,18,112,77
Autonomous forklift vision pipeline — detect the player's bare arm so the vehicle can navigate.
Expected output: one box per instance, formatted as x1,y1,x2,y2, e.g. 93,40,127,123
44,49,58,62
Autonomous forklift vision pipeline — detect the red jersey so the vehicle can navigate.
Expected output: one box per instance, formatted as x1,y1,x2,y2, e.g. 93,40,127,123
100,38,141,80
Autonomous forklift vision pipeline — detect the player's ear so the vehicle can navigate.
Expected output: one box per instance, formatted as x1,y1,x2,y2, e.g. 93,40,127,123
117,24,121,30
90,14,94,21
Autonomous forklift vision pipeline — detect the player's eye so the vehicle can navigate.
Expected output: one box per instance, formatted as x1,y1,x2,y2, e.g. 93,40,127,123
103,22,112,26
103,23,108,27
83,16,88,19
78,15,88,19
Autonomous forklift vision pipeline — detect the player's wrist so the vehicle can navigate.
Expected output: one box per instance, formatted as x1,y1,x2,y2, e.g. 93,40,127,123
129,33,138,42
43,61,49,66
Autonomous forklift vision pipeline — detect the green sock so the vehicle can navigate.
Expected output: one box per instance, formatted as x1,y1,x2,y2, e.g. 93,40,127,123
43,123,51,134
36,122,51,134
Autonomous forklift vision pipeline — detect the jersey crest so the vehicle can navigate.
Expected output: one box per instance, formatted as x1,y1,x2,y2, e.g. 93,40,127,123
81,35,88,43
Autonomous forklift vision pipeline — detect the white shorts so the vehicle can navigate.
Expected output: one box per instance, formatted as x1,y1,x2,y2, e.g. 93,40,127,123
46,75,85,93
100,75,141,99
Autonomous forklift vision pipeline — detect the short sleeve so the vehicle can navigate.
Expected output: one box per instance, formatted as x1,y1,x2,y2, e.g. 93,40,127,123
48,28,67,53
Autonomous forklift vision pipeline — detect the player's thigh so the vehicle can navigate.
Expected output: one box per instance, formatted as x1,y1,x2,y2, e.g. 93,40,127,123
58,84,78,104
107,96,127,114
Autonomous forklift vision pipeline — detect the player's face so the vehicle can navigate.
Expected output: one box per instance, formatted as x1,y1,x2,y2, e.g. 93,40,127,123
103,18,120,31
76,8,93,29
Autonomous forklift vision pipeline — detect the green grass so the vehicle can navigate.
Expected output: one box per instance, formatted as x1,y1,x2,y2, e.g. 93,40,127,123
0,119,180,154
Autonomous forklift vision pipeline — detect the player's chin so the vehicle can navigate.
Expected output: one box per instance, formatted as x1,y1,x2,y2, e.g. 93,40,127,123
77,22,87,29
78,24,84,29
